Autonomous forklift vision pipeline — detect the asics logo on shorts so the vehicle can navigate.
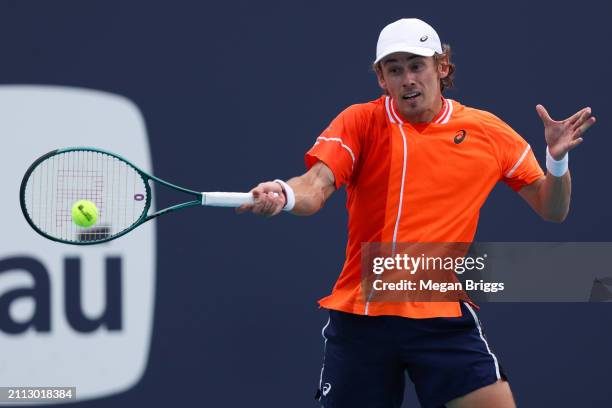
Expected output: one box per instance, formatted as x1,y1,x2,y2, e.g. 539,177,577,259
322,383,332,396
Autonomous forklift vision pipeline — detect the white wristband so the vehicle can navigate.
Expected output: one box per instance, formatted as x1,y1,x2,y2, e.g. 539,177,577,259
273,179,295,212
546,147,569,177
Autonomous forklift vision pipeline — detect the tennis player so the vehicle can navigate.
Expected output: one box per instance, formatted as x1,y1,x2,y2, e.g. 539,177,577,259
238,18,596,408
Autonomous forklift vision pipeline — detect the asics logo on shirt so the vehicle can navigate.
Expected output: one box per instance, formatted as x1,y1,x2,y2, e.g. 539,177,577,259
454,130,467,144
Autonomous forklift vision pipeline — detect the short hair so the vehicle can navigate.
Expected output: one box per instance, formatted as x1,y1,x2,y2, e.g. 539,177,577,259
434,43,455,92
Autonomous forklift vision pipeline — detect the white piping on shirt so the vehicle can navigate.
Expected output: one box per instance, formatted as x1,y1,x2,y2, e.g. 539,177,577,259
364,96,454,315
434,98,449,124
316,136,356,169
385,96,396,124
439,99,454,124
389,97,404,124
505,144,531,178
366,98,408,315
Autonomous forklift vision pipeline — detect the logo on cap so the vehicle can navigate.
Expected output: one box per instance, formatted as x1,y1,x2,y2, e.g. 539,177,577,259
420,35,428,42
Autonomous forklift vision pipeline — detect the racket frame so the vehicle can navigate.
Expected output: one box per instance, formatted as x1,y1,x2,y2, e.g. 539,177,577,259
20,147,203,245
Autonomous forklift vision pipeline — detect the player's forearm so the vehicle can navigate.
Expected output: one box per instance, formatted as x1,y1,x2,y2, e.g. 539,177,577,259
237,162,336,217
287,162,336,216
538,171,571,222
287,175,331,216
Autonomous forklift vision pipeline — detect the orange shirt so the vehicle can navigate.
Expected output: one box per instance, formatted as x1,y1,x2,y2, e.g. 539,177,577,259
305,96,544,318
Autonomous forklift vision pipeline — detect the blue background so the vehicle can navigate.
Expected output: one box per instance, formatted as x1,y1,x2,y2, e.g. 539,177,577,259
2,1,611,406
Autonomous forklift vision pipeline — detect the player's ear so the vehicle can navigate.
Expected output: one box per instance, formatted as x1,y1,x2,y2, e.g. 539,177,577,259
436,54,450,79
374,63,388,92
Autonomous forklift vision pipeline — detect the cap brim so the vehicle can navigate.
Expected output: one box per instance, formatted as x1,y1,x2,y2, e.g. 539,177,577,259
374,44,437,64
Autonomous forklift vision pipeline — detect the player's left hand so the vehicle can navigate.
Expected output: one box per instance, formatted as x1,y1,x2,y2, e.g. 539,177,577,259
536,104,596,160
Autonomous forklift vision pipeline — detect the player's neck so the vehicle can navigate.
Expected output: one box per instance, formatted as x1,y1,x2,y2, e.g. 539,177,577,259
397,96,444,124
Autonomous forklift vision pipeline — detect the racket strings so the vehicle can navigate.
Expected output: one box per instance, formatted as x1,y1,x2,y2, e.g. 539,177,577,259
23,150,148,243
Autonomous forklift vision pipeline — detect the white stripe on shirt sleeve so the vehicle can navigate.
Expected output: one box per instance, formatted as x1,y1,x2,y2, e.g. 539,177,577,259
316,136,356,168
505,144,531,178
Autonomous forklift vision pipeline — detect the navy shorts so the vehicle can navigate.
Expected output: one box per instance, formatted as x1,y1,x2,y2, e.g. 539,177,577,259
315,303,505,408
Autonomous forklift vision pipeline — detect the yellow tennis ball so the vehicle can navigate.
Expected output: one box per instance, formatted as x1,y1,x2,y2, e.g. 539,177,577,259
71,200,99,228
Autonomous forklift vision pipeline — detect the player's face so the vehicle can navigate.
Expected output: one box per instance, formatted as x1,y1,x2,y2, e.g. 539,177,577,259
377,52,448,123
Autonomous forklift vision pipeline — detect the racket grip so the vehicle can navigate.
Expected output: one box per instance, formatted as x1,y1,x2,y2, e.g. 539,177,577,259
201,192,254,207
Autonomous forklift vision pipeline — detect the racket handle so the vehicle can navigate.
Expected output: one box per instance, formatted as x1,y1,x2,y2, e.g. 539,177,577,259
201,192,254,207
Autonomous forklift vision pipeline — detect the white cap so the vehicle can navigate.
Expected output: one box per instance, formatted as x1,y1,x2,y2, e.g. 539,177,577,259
374,18,443,64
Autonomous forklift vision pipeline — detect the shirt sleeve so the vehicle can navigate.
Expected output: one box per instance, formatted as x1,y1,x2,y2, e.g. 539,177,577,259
482,112,545,192
305,104,367,189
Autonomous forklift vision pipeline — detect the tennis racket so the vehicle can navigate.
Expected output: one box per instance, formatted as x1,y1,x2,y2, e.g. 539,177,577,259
20,147,254,245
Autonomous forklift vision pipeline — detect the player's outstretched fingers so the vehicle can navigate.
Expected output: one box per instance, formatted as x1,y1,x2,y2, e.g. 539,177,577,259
567,107,591,125
568,138,584,150
536,104,554,125
573,114,596,136
570,108,591,130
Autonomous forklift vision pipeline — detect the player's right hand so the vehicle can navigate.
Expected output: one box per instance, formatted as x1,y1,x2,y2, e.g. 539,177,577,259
236,181,286,216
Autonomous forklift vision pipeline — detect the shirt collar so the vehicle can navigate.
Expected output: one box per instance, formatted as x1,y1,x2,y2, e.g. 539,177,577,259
385,96,453,125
